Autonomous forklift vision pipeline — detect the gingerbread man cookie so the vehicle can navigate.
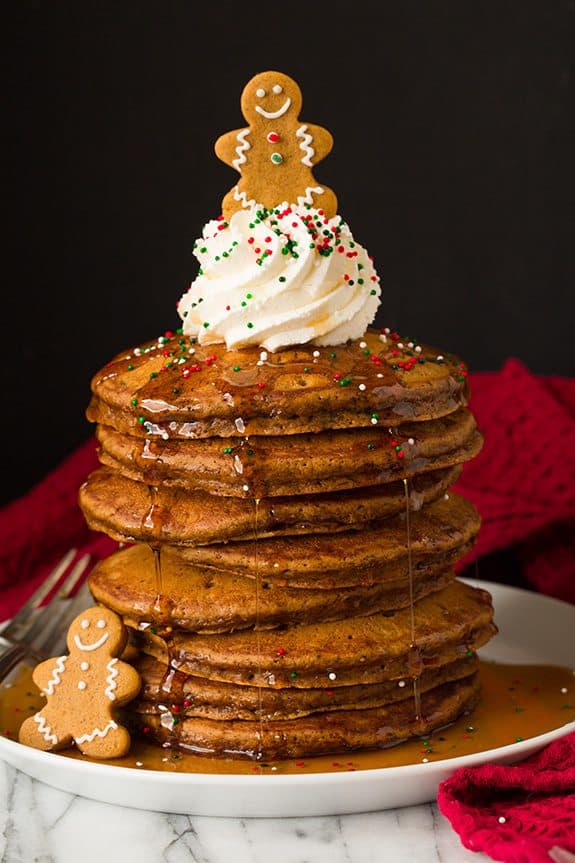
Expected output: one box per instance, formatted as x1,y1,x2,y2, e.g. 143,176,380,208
19,606,141,759
215,70,337,220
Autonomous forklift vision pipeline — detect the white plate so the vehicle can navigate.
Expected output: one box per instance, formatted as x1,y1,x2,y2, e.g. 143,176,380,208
0,579,574,817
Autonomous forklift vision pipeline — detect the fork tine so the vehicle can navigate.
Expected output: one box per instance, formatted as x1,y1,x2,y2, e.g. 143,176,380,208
56,553,92,600
2,548,78,640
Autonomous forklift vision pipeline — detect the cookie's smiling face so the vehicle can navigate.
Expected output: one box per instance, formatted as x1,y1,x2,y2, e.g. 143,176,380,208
67,607,126,655
241,71,302,125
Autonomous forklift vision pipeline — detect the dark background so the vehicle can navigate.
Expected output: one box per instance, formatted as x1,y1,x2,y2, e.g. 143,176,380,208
4,0,574,506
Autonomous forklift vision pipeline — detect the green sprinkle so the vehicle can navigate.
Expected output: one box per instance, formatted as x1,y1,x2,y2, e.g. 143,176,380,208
339,377,351,387
131,398,138,406
246,449,254,456
371,412,379,419
367,443,375,451
247,322,254,328
370,289,377,295
246,293,253,299
466,650,474,657
200,246,207,253
137,416,146,424
150,372,158,379
203,322,210,328
223,447,233,454
127,364,134,370
330,352,337,359
279,276,286,282
358,278,364,285
233,365,241,372
290,672,298,679
516,736,524,742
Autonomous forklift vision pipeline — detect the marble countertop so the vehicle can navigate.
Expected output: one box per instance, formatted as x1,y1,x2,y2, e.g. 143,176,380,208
0,761,490,863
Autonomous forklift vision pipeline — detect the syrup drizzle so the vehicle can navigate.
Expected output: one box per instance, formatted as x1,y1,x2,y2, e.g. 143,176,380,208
403,477,422,723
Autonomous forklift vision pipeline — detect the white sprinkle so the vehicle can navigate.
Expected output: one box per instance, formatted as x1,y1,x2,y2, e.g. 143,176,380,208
397,342,404,349
561,687,568,693
268,675,276,686
422,757,429,763
80,662,89,671
358,383,366,391
408,438,415,445
379,334,387,343
259,351,268,362
134,348,141,356
78,681,87,690
359,341,367,349
384,327,391,334
408,342,414,348
188,347,195,354
136,761,144,767
256,360,263,366
162,432,169,441
436,354,444,361
377,373,384,378
271,766,278,771
313,350,320,358
162,757,169,762
371,417,378,425
398,680,406,688
444,493,450,500
328,672,337,681
273,562,279,568
242,484,249,492
498,816,506,824
415,345,422,353
178,357,185,364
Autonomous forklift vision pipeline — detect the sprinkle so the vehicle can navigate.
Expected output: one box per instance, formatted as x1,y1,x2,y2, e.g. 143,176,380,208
328,672,337,681
233,365,241,372
398,680,406,688
359,341,367,349
358,383,366,391
561,687,568,693
136,761,144,767
408,438,415,445
516,736,524,742
498,816,507,824
422,758,429,763
415,345,422,353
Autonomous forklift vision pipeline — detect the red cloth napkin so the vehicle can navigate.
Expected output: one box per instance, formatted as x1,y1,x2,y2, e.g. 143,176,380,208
438,731,575,863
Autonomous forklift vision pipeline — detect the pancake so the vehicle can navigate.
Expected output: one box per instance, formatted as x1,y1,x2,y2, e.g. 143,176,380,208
177,492,480,588
87,329,470,439
127,674,481,760
130,652,478,721
131,580,496,689
79,465,466,546
95,407,482,498
88,543,458,633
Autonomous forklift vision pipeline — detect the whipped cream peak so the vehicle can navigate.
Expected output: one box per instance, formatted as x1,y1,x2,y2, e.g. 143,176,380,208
177,203,381,352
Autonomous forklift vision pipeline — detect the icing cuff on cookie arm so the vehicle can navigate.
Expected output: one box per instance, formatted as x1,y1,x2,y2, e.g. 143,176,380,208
178,204,381,351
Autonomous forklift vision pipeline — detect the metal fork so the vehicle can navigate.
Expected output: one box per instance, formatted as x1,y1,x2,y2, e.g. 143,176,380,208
0,549,94,682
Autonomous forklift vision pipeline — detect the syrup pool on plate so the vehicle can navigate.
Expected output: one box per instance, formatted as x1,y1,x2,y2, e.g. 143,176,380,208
2,660,573,776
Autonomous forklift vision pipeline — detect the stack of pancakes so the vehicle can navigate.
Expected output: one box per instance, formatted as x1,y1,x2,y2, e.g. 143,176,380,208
80,327,495,760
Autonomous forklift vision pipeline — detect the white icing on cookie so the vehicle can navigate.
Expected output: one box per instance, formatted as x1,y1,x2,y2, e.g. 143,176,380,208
73,632,109,652
255,98,291,119
296,186,325,207
296,125,314,167
232,129,251,172
34,712,58,745
105,658,119,701
44,656,68,695
75,719,118,745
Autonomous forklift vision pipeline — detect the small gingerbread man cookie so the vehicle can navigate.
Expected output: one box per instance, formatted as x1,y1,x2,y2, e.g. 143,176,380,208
215,70,337,220
19,606,141,759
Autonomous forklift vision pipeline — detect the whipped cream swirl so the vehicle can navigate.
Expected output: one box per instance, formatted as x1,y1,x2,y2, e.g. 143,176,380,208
177,204,381,352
